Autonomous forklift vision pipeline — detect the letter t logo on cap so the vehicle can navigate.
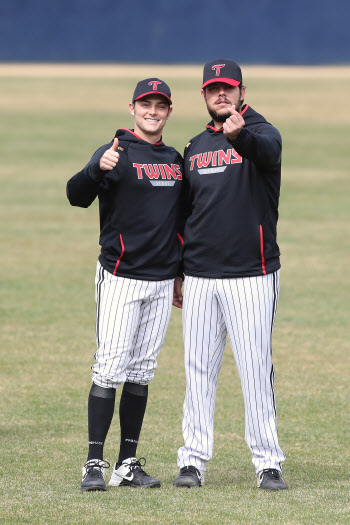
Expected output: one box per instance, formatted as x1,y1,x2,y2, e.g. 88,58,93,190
212,64,225,76
148,81,162,90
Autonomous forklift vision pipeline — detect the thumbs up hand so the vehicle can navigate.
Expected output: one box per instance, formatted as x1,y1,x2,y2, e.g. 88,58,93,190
223,105,245,142
99,138,120,171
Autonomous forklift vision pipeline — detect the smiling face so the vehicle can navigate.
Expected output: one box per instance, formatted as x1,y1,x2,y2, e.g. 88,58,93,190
129,95,172,143
202,82,246,125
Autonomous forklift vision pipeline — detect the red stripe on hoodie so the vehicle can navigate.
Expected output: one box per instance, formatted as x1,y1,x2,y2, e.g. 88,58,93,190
113,234,125,275
260,225,267,275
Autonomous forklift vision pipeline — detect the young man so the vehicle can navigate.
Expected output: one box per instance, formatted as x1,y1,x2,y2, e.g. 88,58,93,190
173,59,288,490
67,78,184,491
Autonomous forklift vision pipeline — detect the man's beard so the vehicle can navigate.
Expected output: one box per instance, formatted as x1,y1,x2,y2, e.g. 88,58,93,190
207,107,231,123
206,100,243,123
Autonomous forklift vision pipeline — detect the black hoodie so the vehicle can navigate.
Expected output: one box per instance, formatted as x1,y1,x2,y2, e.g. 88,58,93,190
182,105,282,278
67,129,184,280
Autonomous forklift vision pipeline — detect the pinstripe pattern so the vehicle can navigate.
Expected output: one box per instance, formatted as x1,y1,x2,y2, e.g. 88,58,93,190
177,271,286,474
92,261,173,388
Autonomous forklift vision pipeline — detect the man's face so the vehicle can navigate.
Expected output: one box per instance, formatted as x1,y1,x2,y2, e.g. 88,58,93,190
129,95,172,139
202,82,246,123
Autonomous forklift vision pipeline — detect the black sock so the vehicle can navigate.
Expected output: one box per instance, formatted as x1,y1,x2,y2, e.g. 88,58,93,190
117,382,148,465
87,383,116,461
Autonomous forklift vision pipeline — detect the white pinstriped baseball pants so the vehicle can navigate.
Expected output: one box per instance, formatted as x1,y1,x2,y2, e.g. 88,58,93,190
92,261,173,388
177,272,286,474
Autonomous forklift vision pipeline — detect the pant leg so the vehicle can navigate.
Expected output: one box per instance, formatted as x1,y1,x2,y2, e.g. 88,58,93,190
92,262,143,388
125,279,174,384
218,271,286,473
177,276,227,472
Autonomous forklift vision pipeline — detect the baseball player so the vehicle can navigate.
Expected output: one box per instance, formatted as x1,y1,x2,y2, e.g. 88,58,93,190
172,59,287,490
66,78,184,491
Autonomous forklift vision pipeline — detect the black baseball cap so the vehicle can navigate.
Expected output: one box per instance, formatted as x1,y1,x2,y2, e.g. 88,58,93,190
202,59,242,89
132,78,172,104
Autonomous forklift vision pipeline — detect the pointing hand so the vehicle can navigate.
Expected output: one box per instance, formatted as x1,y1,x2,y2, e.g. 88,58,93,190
99,138,120,171
223,105,245,142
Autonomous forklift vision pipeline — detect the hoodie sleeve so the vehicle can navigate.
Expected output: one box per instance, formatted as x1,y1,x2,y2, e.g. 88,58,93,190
228,123,282,169
66,143,112,208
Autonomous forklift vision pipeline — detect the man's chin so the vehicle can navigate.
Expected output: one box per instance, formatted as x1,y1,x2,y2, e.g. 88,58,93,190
209,109,231,123
143,126,161,135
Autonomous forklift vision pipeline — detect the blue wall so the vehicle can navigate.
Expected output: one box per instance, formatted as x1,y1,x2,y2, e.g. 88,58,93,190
1,0,349,64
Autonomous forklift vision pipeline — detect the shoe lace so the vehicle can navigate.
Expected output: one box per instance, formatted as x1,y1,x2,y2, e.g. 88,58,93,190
261,469,280,480
122,457,147,473
180,465,198,475
85,460,110,477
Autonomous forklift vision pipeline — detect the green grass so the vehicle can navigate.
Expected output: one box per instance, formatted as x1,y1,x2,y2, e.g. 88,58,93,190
0,66,349,524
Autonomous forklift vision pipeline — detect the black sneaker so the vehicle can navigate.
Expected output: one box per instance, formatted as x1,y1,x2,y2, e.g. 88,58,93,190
80,459,110,491
257,469,288,490
108,457,161,488
173,466,203,487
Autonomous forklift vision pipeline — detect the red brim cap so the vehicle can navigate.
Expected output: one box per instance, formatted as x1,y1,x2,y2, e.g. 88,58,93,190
132,78,172,104
134,92,172,104
202,77,241,89
202,59,243,90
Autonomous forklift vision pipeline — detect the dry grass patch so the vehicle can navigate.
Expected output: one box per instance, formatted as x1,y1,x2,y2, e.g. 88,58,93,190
1,63,350,79
1,65,349,125
1,66,349,525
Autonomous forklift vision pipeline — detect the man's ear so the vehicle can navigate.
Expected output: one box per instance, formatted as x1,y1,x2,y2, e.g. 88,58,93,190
129,103,135,116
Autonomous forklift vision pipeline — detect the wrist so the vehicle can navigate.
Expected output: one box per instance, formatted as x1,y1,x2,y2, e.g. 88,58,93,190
226,129,241,142
89,162,106,181
226,127,248,146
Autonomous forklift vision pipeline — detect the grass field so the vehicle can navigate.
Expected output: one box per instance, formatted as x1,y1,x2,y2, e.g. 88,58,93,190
0,64,349,524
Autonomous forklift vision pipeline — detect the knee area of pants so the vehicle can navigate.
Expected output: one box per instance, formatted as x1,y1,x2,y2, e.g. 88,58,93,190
123,382,148,397
90,383,116,399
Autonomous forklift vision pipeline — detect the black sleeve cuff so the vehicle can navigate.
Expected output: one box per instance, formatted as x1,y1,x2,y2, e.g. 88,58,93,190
88,162,106,182
227,127,250,149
